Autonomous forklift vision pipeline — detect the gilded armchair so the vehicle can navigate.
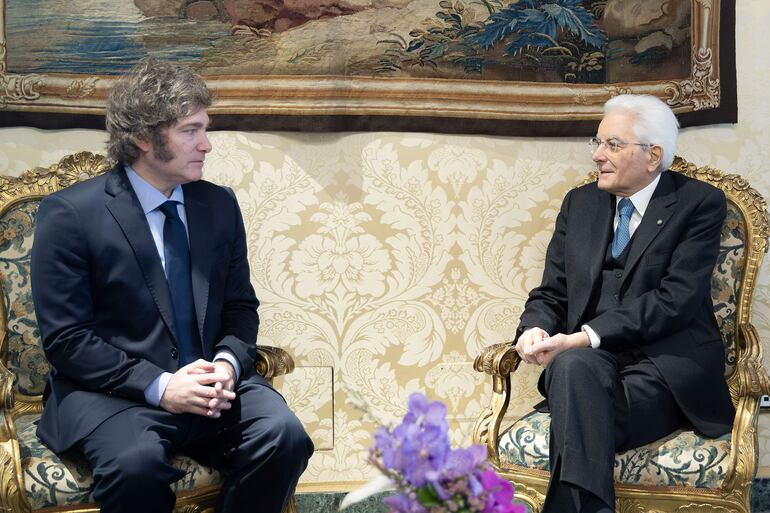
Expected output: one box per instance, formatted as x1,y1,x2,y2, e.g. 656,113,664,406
0,152,297,513
473,157,770,513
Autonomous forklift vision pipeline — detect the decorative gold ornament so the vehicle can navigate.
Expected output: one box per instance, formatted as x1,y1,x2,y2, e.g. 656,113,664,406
64,78,100,99
666,49,720,111
0,74,42,109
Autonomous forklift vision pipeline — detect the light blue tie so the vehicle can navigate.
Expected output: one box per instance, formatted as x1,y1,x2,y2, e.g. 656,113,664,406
612,198,634,259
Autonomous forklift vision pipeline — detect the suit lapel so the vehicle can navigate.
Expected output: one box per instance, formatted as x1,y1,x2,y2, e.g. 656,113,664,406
588,189,614,285
621,172,677,286
182,185,213,342
571,186,614,322
104,166,178,342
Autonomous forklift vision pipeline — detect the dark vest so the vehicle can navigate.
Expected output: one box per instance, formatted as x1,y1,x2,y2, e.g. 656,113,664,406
583,214,636,355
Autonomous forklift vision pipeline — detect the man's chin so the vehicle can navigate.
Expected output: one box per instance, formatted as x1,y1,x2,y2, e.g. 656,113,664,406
596,175,613,191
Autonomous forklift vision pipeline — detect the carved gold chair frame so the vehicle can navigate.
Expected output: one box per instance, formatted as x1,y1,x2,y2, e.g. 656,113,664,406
0,152,298,513
473,156,770,513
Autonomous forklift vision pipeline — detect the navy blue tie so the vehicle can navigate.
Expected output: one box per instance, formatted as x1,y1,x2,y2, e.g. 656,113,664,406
159,201,201,366
612,198,635,259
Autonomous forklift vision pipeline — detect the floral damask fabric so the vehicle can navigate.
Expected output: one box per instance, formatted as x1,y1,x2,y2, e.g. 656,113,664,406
712,203,745,375
0,201,48,396
14,414,221,509
498,411,731,489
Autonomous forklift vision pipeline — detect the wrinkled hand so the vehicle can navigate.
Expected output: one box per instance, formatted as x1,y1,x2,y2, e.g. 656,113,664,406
529,331,591,367
515,327,550,364
160,359,236,418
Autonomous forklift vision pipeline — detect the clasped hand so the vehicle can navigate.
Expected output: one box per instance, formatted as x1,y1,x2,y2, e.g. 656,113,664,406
515,328,589,367
160,359,236,418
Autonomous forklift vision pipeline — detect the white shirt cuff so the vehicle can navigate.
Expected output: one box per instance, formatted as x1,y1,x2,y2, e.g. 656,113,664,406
581,324,601,348
144,372,173,406
214,350,241,381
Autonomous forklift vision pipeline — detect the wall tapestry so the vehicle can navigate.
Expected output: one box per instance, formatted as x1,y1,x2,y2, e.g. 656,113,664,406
0,0,736,134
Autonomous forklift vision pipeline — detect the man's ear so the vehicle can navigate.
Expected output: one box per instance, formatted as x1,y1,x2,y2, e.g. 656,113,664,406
133,136,151,153
647,145,663,173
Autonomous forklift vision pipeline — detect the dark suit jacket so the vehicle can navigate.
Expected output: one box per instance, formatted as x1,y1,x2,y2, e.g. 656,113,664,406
31,164,260,453
518,170,735,437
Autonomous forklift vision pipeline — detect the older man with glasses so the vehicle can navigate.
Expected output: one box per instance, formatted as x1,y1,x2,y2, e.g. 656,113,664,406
513,94,734,513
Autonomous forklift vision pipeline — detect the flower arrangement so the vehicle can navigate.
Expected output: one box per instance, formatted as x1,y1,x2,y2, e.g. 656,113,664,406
342,392,526,513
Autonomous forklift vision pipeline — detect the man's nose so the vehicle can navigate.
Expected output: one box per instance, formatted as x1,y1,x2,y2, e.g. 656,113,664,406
199,133,212,153
592,145,606,162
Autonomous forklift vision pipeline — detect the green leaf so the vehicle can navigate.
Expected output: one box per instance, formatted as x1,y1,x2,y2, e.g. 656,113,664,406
416,486,441,506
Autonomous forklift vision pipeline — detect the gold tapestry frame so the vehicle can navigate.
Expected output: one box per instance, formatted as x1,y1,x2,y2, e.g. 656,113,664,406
0,0,728,123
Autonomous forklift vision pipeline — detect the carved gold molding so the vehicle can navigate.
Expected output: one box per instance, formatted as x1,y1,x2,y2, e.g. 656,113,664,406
255,346,296,381
616,498,645,513
676,505,735,513
0,152,113,203
666,48,720,111
0,413,30,513
0,0,726,120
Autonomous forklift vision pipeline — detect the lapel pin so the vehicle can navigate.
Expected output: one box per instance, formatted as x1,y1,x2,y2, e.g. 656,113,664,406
657,219,663,225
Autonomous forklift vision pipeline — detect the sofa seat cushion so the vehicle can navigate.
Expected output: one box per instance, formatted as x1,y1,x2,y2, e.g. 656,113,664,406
498,411,731,489
15,414,222,509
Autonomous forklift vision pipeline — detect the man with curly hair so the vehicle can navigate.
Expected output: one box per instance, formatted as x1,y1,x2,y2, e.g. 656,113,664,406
31,58,313,513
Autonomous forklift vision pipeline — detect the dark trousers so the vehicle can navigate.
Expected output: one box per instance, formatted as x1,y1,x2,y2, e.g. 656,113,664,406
76,375,314,513
540,348,685,513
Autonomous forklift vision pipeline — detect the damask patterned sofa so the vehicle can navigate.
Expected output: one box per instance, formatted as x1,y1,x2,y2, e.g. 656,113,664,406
473,157,770,513
0,152,297,513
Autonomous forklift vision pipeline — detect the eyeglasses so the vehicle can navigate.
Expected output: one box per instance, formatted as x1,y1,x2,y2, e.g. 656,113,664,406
589,137,650,154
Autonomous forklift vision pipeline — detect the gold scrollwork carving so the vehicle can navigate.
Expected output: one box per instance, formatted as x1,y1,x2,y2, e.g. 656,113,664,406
511,482,545,513
473,342,518,377
0,74,43,109
665,48,720,111
0,152,112,201
65,77,100,99
675,505,737,513
255,346,295,381
604,86,633,99
472,403,494,447
615,498,645,513
0,438,29,513
0,365,13,411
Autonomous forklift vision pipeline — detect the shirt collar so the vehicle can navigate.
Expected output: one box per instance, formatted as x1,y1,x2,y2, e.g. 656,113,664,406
616,173,661,217
125,165,185,215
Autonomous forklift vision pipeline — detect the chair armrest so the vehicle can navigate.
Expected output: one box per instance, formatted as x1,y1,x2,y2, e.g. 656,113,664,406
0,363,14,411
0,410,27,512
729,322,770,400
472,343,520,463
254,346,295,382
720,322,769,496
473,342,520,386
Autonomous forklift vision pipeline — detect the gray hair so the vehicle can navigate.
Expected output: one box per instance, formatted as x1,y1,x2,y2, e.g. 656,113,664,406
106,58,212,164
603,94,679,171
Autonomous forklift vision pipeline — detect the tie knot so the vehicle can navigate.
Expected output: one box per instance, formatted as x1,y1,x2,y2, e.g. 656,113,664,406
618,198,634,218
159,201,181,220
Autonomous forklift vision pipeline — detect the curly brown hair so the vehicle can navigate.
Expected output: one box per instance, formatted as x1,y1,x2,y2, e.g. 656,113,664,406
106,58,212,164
